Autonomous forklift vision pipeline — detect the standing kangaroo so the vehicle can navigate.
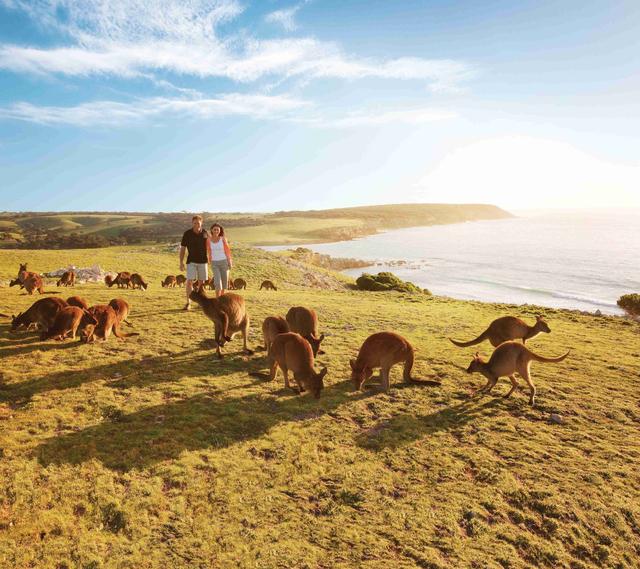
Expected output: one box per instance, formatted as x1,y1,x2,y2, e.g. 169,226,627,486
286,306,325,356
260,316,290,352
466,341,570,405
189,285,252,359
449,315,551,348
41,307,98,341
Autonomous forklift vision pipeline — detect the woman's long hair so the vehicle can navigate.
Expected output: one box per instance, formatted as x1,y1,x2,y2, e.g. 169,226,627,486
209,223,225,238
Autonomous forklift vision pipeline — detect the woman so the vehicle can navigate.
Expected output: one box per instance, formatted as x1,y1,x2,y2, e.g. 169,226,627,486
207,223,233,297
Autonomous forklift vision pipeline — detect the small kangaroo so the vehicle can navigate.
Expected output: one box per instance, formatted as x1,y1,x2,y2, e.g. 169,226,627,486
17,263,39,285
189,284,252,359
268,332,327,398
162,275,177,288
11,297,68,331
232,278,247,290
23,274,45,295
260,316,290,352
449,315,551,348
115,272,132,289
350,332,415,391
105,275,117,288
67,296,89,310
175,274,186,287
130,273,148,290
260,280,277,291
41,306,98,341
81,305,139,343
286,306,325,356
108,298,132,326
56,271,76,287
466,341,570,406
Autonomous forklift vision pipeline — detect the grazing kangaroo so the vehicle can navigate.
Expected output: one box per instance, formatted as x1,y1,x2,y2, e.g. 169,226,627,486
67,296,89,310
56,271,76,287
260,316,290,352
350,332,415,391
108,298,132,326
82,305,139,343
286,306,325,356
162,275,177,288
11,297,68,331
449,315,551,348
115,272,132,289
260,280,277,291
41,306,97,341
104,275,117,288
130,273,148,290
466,341,570,406
189,284,252,359
175,274,186,287
268,332,327,398
232,278,247,290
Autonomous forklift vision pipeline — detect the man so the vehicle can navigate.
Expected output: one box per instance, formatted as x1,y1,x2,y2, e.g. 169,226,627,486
179,215,210,310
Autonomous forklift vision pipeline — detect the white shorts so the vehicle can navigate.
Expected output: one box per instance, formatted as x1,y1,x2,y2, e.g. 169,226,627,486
186,263,208,281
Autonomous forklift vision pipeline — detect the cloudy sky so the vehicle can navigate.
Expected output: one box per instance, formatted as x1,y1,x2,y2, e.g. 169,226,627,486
1,0,639,212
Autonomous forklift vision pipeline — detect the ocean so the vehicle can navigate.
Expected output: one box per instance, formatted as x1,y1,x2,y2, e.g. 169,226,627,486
264,210,640,315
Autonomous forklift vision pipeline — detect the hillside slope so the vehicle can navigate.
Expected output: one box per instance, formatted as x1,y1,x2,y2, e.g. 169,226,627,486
0,246,638,569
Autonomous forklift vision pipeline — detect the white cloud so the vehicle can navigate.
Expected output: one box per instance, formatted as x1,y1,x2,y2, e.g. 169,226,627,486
265,5,302,32
415,136,640,208
298,108,457,128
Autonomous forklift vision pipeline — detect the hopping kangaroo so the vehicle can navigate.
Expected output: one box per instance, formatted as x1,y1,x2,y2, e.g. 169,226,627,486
268,332,327,398
260,316,290,352
350,332,415,392
11,297,67,331
450,315,551,348
81,305,138,343
286,306,325,356
259,280,277,291
466,341,570,406
67,296,89,309
41,307,97,341
56,271,76,287
189,285,252,359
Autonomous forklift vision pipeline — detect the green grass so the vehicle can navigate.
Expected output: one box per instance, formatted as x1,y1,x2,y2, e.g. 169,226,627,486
1,247,639,568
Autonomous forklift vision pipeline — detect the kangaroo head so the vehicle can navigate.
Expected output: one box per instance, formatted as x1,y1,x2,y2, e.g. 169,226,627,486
466,352,485,374
10,312,23,330
535,315,551,333
308,367,327,399
19,263,27,273
349,359,373,390
81,309,99,327
307,333,325,357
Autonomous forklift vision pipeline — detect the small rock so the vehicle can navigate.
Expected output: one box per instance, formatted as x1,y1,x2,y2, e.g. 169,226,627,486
595,309,602,316
549,413,565,425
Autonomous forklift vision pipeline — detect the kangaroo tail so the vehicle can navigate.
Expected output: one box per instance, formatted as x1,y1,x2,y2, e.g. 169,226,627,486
531,349,570,363
449,330,488,348
112,321,140,339
248,371,270,379
123,319,134,327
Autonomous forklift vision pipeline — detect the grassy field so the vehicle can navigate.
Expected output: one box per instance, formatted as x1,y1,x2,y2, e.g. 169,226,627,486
1,247,639,568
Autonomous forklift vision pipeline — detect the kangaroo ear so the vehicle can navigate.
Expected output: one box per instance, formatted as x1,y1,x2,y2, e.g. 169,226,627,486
318,367,328,380
349,358,355,370
319,333,325,342
475,351,480,359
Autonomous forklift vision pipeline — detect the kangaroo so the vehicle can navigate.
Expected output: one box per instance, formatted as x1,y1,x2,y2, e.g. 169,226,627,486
67,296,89,310
260,316,290,352
286,306,325,356
449,315,551,348
108,298,132,327
41,306,98,341
81,305,139,343
11,297,68,331
466,341,570,406
162,275,177,288
23,274,45,295
232,278,247,290
56,271,76,287
115,272,132,289
175,274,186,287
130,273,148,290
104,274,117,288
189,284,252,359
260,280,277,291
268,332,327,398
17,263,39,285
350,332,416,391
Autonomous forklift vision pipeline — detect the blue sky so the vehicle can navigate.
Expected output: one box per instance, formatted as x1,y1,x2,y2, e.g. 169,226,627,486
1,0,639,212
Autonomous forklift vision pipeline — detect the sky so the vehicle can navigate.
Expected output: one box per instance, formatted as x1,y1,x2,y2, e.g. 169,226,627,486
0,0,639,213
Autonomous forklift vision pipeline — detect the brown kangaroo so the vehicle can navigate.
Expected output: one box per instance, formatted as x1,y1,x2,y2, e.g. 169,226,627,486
11,297,68,331
450,315,551,348
67,296,89,310
115,272,132,289
350,332,415,391
232,278,247,290
286,306,325,356
108,298,132,326
189,284,252,359
82,305,139,343
175,274,186,287
105,274,117,287
466,341,570,406
130,273,148,290
17,263,39,285
56,271,76,287
23,274,45,295
268,332,327,398
162,275,177,288
260,316,290,352
259,280,277,291
41,306,98,341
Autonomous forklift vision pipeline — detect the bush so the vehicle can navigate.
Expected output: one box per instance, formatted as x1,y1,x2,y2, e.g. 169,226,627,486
355,272,430,294
617,294,640,320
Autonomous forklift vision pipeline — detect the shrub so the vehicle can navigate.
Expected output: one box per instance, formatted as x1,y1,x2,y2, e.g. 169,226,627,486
356,272,430,294
617,294,640,320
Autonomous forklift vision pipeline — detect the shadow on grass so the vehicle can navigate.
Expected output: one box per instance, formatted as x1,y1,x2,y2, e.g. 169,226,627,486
34,382,374,472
